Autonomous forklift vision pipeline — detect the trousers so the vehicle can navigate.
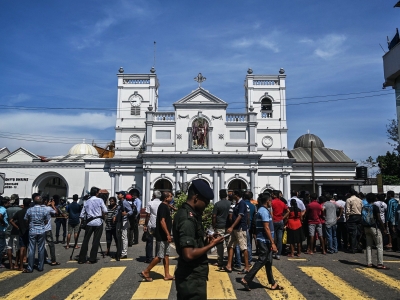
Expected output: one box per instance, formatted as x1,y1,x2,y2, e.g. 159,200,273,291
45,230,56,263
78,225,103,263
27,232,46,272
244,240,275,285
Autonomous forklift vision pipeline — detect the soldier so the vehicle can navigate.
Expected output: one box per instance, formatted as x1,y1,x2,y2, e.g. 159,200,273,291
173,179,224,300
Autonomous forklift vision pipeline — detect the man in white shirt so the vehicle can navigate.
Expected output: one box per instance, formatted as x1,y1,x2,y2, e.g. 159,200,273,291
143,191,162,263
335,194,347,250
78,187,107,264
288,190,306,212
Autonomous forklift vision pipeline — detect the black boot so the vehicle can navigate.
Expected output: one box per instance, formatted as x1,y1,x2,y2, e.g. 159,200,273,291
55,237,59,244
62,238,66,244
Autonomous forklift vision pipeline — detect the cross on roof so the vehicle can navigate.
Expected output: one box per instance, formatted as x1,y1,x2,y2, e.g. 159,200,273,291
194,73,206,88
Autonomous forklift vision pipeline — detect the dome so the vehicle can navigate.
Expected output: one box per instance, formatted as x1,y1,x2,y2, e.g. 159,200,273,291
294,133,325,149
68,143,99,156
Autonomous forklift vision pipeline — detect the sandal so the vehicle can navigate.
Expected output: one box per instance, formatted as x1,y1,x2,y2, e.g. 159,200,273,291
377,265,390,270
270,284,284,290
240,279,251,291
222,266,232,273
238,269,250,275
366,264,374,268
22,269,32,273
287,254,294,258
50,262,61,266
139,272,153,282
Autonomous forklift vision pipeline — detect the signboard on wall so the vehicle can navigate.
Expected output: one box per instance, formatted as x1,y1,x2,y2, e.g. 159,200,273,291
0,173,5,195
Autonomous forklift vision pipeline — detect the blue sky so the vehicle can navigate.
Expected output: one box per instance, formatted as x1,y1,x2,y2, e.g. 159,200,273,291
0,0,398,164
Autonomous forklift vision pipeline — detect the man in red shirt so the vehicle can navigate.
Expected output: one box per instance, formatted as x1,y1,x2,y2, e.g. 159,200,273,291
306,193,326,255
271,190,289,259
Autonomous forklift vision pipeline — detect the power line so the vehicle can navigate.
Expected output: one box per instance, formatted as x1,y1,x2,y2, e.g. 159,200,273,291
0,90,393,111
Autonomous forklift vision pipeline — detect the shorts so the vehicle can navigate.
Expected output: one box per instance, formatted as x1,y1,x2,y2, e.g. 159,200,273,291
68,223,80,235
227,229,247,251
155,241,171,259
19,232,29,248
6,235,20,252
308,224,323,237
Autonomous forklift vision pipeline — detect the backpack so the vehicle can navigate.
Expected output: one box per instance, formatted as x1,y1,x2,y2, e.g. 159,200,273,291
361,203,376,226
129,202,138,218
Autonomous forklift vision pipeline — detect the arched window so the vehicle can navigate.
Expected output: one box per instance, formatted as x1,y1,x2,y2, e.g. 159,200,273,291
154,179,173,191
261,98,273,118
228,179,248,191
191,117,209,150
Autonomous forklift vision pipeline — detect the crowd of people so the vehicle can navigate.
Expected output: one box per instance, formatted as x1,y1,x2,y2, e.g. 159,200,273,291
0,184,398,298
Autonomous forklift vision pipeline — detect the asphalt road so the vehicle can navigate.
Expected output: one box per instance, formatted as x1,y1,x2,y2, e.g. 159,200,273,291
1,223,400,300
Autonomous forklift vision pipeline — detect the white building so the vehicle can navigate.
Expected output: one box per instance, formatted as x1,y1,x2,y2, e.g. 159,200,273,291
0,69,360,204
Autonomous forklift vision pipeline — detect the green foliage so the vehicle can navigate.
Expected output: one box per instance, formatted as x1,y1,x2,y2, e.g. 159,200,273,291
173,193,214,231
377,151,400,184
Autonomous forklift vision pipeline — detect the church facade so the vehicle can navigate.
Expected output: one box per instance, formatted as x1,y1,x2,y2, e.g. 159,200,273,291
0,69,360,204
85,69,293,204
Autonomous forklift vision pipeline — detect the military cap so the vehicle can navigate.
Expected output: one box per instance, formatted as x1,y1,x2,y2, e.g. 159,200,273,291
191,179,214,200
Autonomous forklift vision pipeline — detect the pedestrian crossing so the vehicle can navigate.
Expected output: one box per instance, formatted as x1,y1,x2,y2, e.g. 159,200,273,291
0,264,399,299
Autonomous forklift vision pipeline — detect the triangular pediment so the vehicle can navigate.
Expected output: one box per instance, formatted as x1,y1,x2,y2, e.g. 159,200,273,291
0,147,10,159
1,147,41,162
173,88,228,107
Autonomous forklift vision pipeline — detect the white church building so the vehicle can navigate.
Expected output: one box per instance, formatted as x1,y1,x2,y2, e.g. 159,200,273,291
0,68,361,205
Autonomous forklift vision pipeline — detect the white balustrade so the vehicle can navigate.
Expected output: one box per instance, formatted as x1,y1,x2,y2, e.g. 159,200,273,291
154,112,175,121
253,80,278,85
226,114,247,122
261,111,273,118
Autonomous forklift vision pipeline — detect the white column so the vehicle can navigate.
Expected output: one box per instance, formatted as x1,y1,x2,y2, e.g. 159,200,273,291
213,169,218,203
182,169,188,183
250,168,256,196
220,169,225,190
145,169,151,205
318,183,322,196
175,169,181,191
282,172,289,200
110,173,115,196
114,172,120,193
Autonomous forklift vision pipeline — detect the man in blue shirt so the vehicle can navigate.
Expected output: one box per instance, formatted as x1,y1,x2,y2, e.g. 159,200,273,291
386,190,399,250
0,196,9,268
66,194,82,249
113,191,133,260
130,189,142,245
78,187,108,264
224,190,250,274
240,193,283,291
24,193,50,272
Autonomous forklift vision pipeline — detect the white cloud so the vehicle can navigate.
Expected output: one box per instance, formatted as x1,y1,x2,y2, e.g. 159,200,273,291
0,111,116,156
232,35,279,53
4,93,31,105
299,34,347,59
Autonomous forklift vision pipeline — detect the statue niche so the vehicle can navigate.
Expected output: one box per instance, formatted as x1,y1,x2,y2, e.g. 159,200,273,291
191,118,209,150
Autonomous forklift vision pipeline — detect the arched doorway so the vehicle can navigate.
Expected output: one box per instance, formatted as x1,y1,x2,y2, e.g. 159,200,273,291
32,172,68,199
153,179,173,192
228,179,247,191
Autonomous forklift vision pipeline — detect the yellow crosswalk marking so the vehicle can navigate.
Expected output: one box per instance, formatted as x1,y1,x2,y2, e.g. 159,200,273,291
207,265,236,299
65,267,125,299
255,266,306,300
0,271,20,282
356,268,400,292
131,265,175,299
0,268,76,300
299,267,374,300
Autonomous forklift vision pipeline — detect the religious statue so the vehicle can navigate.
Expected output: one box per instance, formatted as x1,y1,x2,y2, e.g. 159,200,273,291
192,118,208,149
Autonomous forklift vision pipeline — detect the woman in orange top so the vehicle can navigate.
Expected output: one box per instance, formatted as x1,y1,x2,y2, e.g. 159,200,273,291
283,199,305,257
